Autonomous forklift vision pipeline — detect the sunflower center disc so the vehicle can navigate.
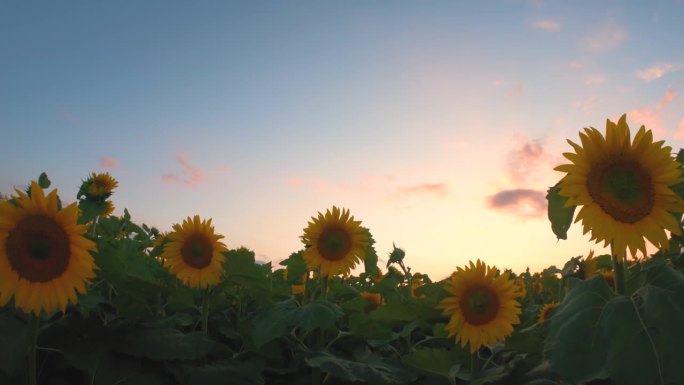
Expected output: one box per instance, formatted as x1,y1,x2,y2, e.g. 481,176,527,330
318,227,352,261
460,286,500,325
586,160,654,223
5,214,71,282
181,234,213,269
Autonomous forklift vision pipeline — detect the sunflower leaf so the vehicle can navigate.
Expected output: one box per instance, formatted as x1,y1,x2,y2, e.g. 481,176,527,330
305,351,416,384
115,328,223,361
544,276,614,383
0,314,30,375
546,183,575,240
401,347,463,380
37,172,51,188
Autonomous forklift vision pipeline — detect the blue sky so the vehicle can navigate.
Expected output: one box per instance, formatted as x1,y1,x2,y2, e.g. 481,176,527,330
3,1,684,279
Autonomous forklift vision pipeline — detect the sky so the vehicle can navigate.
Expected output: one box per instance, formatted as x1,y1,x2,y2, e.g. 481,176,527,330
2,1,684,280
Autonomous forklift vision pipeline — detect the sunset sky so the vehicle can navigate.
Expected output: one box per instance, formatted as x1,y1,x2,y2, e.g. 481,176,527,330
3,1,684,280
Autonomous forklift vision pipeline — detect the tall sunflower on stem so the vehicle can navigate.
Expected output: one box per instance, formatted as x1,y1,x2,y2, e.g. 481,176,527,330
0,181,97,385
162,215,227,334
437,260,521,354
555,114,684,260
301,206,369,277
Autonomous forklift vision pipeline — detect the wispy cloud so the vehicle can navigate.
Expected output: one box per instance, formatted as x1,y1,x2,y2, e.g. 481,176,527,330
529,18,560,32
629,88,677,137
507,140,552,184
581,23,627,53
636,63,681,82
487,189,546,218
673,118,684,140
161,154,207,187
568,60,585,70
60,110,80,124
585,74,606,85
99,156,120,170
573,95,598,114
387,183,448,200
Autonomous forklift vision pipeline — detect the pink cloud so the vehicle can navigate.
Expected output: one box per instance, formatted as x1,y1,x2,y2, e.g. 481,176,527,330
507,140,552,184
636,63,680,82
628,88,677,137
387,183,448,200
161,154,207,187
585,75,606,85
673,118,684,140
100,157,120,170
60,110,80,124
487,189,546,218
568,60,585,70
507,83,524,98
530,18,560,32
573,95,598,114
581,24,627,53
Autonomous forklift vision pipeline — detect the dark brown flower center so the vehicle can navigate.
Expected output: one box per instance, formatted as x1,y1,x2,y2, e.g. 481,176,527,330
586,159,654,223
180,234,213,268
5,214,71,282
460,285,500,325
317,227,352,261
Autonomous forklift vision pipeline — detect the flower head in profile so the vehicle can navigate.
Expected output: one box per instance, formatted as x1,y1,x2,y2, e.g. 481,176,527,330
437,260,521,353
555,114,684,259
162,215,227,289
301,206,369,277
0,182,97,315
538,302,559,324
79,172,118,201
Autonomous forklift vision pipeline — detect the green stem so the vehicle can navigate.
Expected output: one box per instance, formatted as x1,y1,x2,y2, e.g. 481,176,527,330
28,314,40,385
611,243,627,295
470,352,481,379
201,288,210,334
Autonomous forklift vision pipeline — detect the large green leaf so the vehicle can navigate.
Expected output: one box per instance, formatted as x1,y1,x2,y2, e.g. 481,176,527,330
546,183,575,240
0,314,29,375
187,359,265,385
250,299,343,348
401,348,462,379
349,313,393,340
115,328,222,361
544,276,613,383
305,351,416,384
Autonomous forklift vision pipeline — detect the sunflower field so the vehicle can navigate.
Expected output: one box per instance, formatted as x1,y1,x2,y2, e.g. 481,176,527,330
1,115,684,385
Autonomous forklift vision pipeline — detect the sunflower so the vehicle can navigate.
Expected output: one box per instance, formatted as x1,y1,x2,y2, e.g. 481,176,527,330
80,172,118,200
580,250,598,279
360,291,382,311
513,278,527,298
301,206,369,277
555,114,684,259
538,302,559,324
162,215,227,289
437,260,521,353
411,277,426,298
0,182,97,315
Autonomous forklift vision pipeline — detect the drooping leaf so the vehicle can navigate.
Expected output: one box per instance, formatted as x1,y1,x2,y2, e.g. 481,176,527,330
546,183,575,240
0,314,29,375
115,329,223,361
401,348,462,379
305,351,416,384
544,276,613,383
187,359,265,385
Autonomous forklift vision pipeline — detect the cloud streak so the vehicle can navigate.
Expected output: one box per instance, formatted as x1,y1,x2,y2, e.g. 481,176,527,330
530,18,560,32
100,157,119,170
629,88,677,137
487,189,546,218
581,23,627,53
161,154,207,187
506,140,552,184
636,63,681,82
387,183,449,200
